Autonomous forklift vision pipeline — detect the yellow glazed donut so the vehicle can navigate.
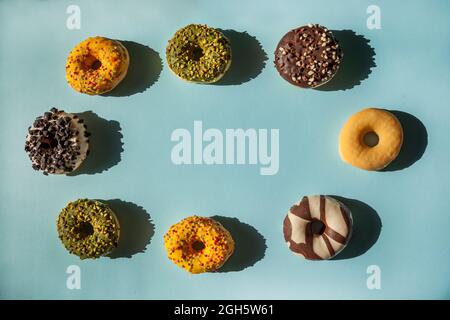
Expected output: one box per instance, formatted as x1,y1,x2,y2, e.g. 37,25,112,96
164,216,234,274
66,37,129,95
339,108,403,170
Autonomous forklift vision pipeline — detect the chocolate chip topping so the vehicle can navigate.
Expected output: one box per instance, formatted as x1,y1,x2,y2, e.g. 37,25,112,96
274,24,343,88
24,108,89,175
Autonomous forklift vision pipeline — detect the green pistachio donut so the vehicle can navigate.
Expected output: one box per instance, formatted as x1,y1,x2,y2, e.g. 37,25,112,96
57,199,120,259
166,24,232,83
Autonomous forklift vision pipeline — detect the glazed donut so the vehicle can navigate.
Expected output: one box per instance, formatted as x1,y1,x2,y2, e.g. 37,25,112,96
274,24,342,88
57,199,120,259
283,195,352,260
66,36,129,95
339,108,403,170
164,216,234,274
24,107,89,175
166,24,232,83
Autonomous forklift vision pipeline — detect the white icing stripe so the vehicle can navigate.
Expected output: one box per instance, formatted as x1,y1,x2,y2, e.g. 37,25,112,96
325,197,348,237
328,235,344,253
307,195,321,219
313,235,329,259
287,212,307,244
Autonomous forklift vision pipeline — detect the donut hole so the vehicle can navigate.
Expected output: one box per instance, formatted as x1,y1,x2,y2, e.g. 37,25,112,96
309,219,326,235
186,44,204,61
91,59,102,70
363,131,379,147
191,240,205,252
83,54,102,71
40,137,57,149
75,221,94,239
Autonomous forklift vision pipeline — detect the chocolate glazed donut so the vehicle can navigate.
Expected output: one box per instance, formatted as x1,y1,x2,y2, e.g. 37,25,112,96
274,24,343,88
283,195,352,260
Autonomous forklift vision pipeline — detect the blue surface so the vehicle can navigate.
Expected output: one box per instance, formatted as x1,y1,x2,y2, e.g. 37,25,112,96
1,0,449,299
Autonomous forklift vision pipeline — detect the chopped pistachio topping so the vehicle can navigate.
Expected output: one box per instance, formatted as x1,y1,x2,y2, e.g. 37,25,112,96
166,24,231,83
57,199,120,259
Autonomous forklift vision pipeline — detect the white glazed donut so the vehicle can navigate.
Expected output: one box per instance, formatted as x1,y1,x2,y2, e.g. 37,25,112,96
25,108,90,175
283,195,353,260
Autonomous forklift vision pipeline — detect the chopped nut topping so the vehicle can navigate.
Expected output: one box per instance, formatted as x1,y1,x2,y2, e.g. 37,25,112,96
274,24,343,88
166,24,231,83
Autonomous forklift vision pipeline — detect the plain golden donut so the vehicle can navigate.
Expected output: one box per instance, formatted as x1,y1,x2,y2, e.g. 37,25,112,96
339,108,403,170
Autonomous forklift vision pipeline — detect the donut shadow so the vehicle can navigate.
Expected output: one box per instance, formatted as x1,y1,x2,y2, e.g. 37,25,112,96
99,199,155,259
381,110,428,171
68,111,123,175
103,41,163,96
215,30,268,85
211,216,266,272
329,196,382,260
315,30,376,91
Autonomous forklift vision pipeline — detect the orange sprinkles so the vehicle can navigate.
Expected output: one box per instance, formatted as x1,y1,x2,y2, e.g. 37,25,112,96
65,36,129,95
163,216,234,274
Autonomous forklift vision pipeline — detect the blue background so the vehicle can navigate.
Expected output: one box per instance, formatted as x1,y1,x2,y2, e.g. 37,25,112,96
0,0,449,299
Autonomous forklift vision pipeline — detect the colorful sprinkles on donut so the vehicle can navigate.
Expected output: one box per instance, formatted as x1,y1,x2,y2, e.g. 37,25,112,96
164,216,234,273
66,36,129,95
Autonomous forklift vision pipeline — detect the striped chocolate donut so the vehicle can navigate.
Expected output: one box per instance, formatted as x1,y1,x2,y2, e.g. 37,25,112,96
283,195,352,260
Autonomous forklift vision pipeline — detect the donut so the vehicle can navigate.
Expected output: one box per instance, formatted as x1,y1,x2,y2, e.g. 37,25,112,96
283,195,352,260
164,216,234,274
66,36,129,95
166,24,232,83
274,24,342,88
24,107,90,175
339,108,403,170
57,199,120,259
